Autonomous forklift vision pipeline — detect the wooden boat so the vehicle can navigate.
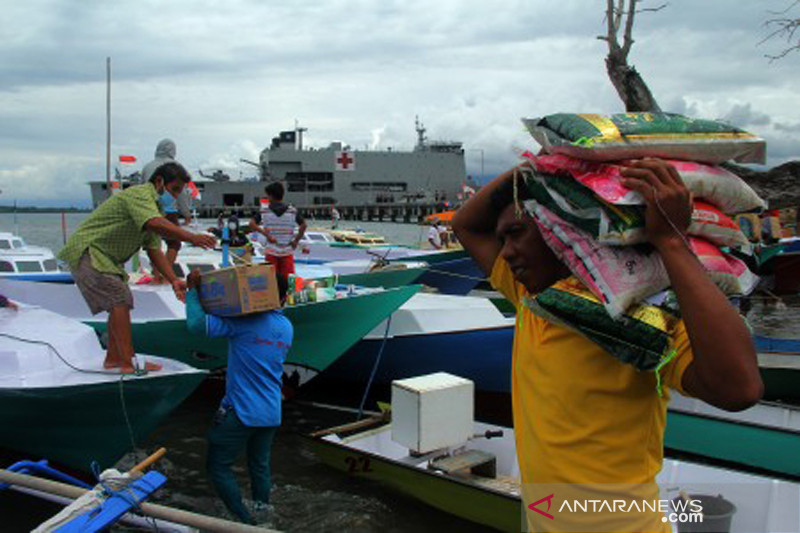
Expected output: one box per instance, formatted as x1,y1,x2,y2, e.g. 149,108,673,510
329,229,387,246
334,265,427,289
391,250,484,295
0,279,420,378
667,392,800,478
309,293,514,398
307,409,800,532
0,232,72,283
158,243,427,290
0,306,206,471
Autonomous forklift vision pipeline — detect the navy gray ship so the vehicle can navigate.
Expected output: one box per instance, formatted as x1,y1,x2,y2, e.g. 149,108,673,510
89,119,468,216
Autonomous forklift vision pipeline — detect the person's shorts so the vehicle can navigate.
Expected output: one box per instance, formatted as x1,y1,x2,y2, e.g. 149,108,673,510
265,254,295,278
72,251,133,315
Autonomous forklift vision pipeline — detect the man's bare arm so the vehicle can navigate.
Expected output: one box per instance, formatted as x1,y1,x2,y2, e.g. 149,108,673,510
145,217,216,249
622,160,763,411
452,168,516,275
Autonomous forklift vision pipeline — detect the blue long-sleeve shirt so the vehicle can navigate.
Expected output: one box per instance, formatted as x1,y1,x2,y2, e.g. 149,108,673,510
186,289,292,427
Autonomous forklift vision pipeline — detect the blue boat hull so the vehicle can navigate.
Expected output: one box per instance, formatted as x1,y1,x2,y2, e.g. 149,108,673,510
314,325,513,394
415,257,484,295
0,272,73,283
753,334,800,353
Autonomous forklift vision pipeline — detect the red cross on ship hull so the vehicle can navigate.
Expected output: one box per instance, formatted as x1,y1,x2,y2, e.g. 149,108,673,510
336,151,355,171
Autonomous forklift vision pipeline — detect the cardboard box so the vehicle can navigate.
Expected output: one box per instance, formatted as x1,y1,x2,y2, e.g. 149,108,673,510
391,372,474,454
199,263,280,316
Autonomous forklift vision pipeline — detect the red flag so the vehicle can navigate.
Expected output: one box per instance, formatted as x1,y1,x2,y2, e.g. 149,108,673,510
187,181,201,200
119,155,137,163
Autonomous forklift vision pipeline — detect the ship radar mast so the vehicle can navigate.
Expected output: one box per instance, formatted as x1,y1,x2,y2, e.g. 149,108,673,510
415,116,427,151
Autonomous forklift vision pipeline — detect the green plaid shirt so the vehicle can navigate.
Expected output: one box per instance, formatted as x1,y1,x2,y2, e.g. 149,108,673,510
58,183,163,279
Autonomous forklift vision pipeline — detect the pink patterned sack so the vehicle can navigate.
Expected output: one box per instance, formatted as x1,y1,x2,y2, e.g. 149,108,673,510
527,202,758,317
527,154,766,214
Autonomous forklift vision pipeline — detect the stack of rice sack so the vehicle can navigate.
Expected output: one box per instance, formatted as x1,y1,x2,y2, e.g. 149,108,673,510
519,112,767,378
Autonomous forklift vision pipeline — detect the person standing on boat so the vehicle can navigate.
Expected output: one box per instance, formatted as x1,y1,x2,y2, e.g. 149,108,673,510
249,181,307,295
331,206,341,229
185,269,291,525
453,159,763,531
141,139,194,283
427,220,444,249
58,162,216,374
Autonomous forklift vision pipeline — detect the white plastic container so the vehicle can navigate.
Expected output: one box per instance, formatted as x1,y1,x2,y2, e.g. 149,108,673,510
391,372,474,454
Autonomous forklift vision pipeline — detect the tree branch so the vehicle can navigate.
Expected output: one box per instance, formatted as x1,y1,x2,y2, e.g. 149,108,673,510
760,1,800,60
621,0,637,58
606,0,622,54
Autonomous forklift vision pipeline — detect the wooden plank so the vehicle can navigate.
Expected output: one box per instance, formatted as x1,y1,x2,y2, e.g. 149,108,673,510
431,450,496,478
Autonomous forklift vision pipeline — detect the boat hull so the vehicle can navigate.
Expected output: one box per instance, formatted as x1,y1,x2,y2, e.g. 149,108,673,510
0,272,73,283
90,285,422,373
313,326,513,397
306,432,521,532
0,372,205,471
335,267,426,288
414,257,484,295
666,395,800,478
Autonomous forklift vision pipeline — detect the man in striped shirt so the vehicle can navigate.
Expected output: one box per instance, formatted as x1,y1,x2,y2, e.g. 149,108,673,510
249,182,306,295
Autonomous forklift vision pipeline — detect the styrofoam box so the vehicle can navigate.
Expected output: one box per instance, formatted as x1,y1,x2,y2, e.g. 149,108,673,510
391,372,474,454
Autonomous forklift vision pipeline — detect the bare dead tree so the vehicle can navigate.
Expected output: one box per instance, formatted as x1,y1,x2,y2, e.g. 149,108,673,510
597,0,800,208
760,1,800,60
598,0,666,112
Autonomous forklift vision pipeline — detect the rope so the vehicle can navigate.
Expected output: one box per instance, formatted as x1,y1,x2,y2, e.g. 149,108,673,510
118,377,137,452
357,314,393,421
0,333,126,377
655,348,679,397
512,166,523,219
651,184,692,251
420,267,487,282
90,462,161,532
0,332,140,467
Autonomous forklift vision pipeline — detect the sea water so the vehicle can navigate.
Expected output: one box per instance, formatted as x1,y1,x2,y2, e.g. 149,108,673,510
0,212,488,532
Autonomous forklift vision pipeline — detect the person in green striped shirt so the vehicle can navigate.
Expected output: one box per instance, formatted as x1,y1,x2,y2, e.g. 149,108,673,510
59,162,216,373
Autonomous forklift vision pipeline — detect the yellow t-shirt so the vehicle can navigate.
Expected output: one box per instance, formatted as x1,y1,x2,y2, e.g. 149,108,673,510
490,258,694,532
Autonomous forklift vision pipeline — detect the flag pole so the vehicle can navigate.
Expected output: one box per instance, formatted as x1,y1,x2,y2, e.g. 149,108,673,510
105,57,111,199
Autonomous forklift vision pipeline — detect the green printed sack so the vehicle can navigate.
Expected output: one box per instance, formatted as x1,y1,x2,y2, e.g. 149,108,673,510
524,277,682,388
523,112,766,164
520,164,647,245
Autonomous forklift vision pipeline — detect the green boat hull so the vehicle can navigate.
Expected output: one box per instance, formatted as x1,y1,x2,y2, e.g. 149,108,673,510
1,373,205,471
337,267,426,288
760,367,800,402
90,285,420,371
666,410,800,477
306,434,521,532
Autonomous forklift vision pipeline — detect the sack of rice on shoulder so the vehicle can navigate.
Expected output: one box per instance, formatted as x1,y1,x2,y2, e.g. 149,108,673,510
526,202,758,318
525,154,766,214
523,112,766,165
521,161,752,250
524,277,682,374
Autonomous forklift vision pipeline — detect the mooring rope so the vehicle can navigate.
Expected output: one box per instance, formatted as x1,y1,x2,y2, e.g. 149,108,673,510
1,332,140,462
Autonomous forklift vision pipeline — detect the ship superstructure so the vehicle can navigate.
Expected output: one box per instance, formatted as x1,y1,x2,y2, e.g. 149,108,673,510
89,119,466,216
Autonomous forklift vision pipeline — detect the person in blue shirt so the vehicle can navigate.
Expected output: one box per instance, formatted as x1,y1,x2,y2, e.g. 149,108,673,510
185,269,292,524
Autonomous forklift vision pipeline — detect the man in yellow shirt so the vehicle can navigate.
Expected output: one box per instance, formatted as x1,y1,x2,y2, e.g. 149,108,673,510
453,159,763,532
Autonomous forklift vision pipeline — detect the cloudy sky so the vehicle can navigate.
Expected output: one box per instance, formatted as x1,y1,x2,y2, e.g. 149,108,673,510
1,0,798,207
